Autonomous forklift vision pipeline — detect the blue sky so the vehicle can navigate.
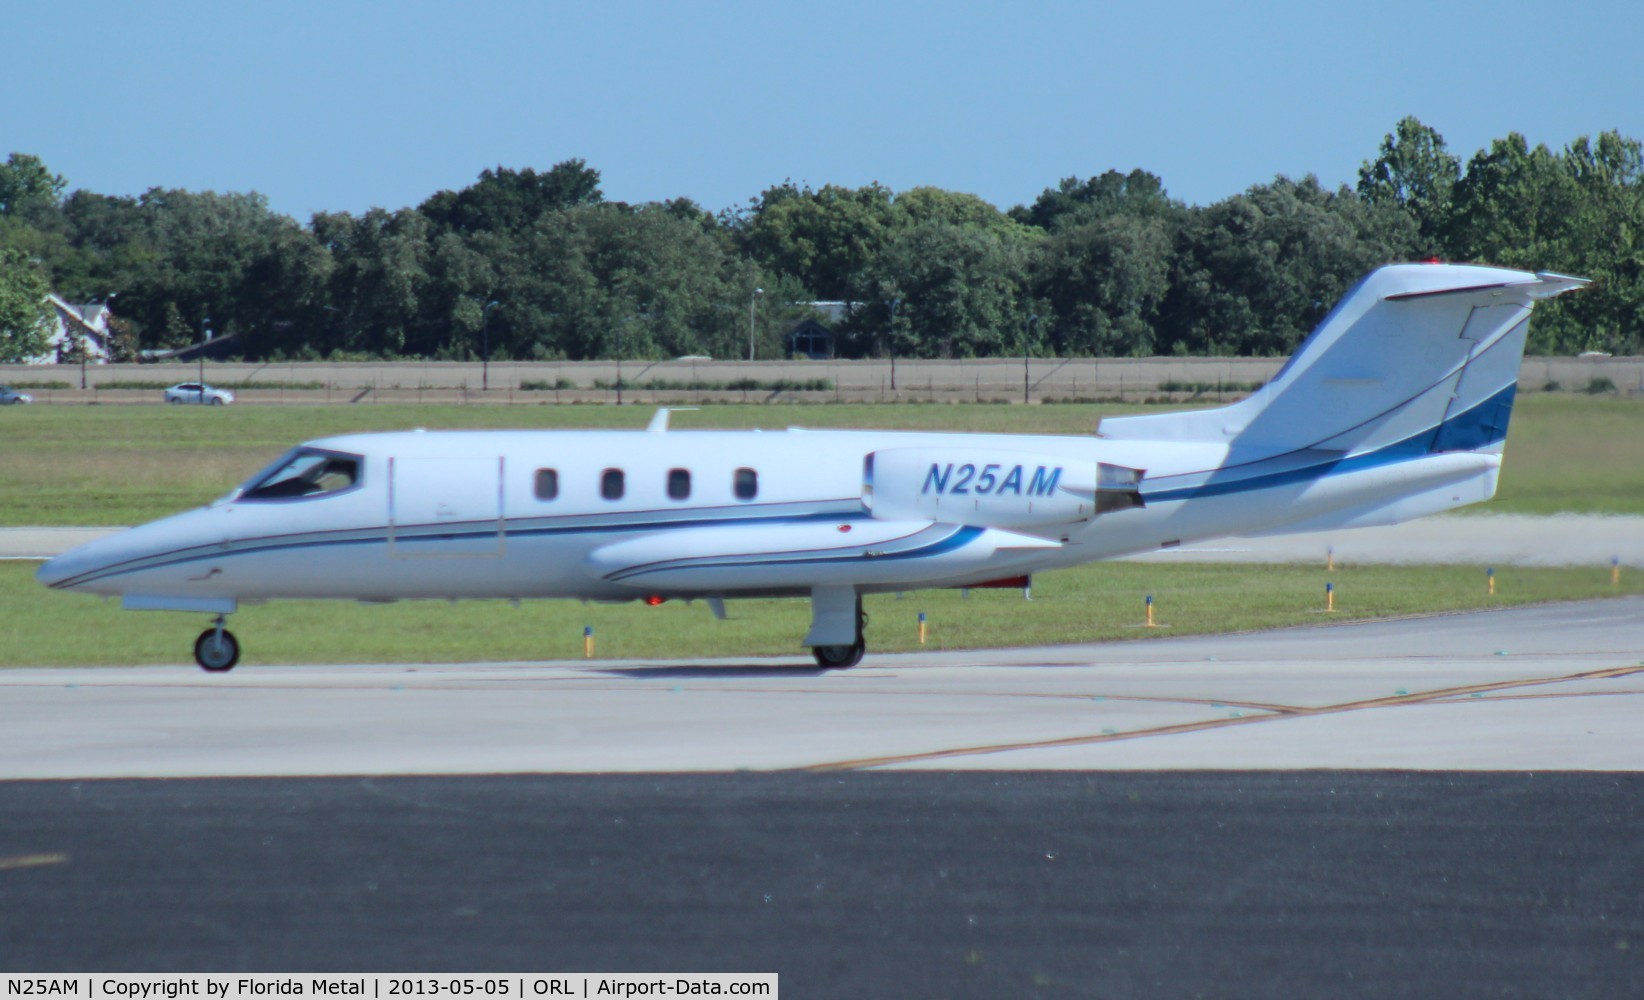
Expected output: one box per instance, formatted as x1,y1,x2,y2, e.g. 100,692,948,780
7,1,1642,221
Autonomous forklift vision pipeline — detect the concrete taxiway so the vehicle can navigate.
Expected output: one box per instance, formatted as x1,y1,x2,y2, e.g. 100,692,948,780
4,597,1642,779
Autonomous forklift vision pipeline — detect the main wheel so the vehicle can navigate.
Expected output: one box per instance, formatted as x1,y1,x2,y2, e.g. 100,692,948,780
812,637,865,669
194,628,240,672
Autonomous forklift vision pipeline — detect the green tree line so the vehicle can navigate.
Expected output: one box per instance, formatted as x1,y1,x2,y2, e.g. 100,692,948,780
1,117,1641,364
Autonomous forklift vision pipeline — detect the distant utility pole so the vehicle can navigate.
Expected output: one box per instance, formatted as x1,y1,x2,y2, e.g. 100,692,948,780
888,297,900,391
1023,314,1039,404
481,300,500,391
748,287,763,362
616,318,626,406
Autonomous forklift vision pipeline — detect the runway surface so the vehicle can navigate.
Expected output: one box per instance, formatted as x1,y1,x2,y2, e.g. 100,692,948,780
3,597,1643,778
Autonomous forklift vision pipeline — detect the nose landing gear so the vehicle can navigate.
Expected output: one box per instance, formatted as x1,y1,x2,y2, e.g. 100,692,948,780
194,615,240,672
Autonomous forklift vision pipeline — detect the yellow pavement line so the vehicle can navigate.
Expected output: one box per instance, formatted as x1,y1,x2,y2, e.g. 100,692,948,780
0,853,69,872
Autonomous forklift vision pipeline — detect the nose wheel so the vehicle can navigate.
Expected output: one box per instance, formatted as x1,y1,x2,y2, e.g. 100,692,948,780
194,616,240,672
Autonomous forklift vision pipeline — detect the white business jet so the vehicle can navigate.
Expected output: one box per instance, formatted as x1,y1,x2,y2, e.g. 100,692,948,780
38,263,1585,671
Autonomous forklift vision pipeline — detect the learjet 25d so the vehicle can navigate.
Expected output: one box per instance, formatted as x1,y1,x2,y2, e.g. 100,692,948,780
38,263,1586,671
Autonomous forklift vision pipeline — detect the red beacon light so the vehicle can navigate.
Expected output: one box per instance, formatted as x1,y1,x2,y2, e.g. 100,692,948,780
644,595,666,606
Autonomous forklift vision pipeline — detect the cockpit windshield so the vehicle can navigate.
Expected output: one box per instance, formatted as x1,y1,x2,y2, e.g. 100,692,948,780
237,448,362,501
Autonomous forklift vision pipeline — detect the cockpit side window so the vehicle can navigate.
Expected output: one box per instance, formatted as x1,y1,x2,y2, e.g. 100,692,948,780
239,448,362,501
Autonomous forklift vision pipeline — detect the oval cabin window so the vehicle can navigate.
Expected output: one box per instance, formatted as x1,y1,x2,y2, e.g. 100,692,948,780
534,469,559,500
668,468,691,501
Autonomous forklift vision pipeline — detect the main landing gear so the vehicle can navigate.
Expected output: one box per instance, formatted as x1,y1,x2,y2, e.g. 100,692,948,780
812,635,865,669
810,595,868,669
194,614,240,672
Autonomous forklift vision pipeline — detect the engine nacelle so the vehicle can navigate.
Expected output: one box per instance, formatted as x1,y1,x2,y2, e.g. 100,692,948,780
863,447,1143,534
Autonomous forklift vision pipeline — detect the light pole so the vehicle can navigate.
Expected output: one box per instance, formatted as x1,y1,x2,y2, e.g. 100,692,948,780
1023,314,1039,405
199,317,210,386
888,297,900,391
481,300,500,391
748,287,763,362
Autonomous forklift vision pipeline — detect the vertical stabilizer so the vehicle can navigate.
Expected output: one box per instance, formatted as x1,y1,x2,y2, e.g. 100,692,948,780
1097,264,1588,460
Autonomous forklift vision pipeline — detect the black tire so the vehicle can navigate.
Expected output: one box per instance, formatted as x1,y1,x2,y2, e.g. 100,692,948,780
811,594,868,668
209,397,223,406
194,628,240,672
812,637,865,669
167,396,182,404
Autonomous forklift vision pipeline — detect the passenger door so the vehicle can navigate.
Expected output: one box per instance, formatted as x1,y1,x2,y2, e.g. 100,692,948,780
387,455,505,558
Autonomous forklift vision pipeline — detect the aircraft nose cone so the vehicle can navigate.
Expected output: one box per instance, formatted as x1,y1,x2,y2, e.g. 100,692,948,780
34,526,149,593
35,552,69,588
35,512,227,595
35,535,113,590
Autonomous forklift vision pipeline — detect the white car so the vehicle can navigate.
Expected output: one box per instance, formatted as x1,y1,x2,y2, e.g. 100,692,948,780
164,382,235,405
0,385,33,404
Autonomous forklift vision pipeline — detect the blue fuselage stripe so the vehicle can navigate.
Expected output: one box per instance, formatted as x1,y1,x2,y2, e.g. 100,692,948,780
50,505,867,590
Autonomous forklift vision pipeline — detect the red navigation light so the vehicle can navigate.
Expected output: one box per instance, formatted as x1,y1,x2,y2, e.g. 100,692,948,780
964,575,1032,590
644,595,666,606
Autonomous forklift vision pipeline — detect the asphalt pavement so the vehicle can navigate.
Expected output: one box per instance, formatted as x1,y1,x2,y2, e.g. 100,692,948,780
2,772,1640,997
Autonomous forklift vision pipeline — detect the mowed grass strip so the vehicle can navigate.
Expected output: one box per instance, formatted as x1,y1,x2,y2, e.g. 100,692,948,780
6,560,1638,667
1484,393,1644,514
1,394,1642,525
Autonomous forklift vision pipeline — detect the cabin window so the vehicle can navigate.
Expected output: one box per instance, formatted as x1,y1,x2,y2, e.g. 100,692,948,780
239,448,361,501
601,468,625,501
667,468,691,501
534,468,559,500
734,467,758,501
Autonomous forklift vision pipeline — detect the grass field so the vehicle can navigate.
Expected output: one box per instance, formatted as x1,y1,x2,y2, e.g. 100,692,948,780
2,394,1643,525
6,559,1638,667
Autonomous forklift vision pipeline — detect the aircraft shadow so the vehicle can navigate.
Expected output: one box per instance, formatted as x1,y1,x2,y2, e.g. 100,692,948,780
595,663,837,679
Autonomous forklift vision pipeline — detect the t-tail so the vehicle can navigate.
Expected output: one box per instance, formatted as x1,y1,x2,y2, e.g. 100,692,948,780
1098,263,1589,531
